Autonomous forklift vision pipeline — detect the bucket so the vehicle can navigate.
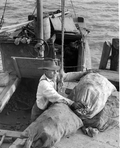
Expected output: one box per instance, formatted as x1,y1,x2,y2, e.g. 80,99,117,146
43,17,51,40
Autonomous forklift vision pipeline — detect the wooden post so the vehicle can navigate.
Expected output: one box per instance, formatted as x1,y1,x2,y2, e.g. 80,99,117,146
110,38,119,71
37,0,44,57
37,0,43,40
99,41,111,69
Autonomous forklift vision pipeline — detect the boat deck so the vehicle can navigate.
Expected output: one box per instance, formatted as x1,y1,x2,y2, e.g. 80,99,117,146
1,125,119,148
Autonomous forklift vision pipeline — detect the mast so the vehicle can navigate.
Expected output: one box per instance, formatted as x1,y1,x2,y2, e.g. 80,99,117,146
36,0,44,57
61,0,65,72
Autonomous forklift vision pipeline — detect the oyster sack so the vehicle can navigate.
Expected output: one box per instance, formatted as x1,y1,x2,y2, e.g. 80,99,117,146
77,92,119,137
69,73,116,119
23,103,83,148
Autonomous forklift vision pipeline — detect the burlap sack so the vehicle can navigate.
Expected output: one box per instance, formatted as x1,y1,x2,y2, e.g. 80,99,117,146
69,73,116,119
76,92,119,137
23,103,83,148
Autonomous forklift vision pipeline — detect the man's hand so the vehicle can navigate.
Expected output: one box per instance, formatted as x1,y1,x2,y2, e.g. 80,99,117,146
59,68,65,79
70,102,83,111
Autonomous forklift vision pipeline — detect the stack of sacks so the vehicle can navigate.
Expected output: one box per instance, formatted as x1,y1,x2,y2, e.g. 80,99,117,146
68,72,118,137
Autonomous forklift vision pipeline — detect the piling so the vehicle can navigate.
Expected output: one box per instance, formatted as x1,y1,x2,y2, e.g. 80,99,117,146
99,41,111,69
110,38,119,71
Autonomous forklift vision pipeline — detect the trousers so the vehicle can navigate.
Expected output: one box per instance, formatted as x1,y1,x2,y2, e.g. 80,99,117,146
31,101,52,122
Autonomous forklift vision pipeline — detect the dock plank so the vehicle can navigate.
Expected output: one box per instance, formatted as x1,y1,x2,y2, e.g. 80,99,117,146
98,69,119,82
0,130,22,138
98,69,119,90
0,75,20,113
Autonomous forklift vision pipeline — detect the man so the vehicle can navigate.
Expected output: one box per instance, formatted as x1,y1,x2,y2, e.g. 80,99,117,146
31,59,80,122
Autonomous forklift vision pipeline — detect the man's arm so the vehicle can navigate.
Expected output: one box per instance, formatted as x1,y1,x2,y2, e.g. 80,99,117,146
41,80,74,106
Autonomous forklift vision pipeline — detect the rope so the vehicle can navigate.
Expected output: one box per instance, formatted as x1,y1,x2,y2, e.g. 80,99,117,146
69,0,77,18
60,0,65,88
0,0,8,29
32,4,37,15
69,0,84,36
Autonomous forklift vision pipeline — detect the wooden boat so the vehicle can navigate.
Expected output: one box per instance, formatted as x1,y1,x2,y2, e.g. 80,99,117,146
0,0,119,148
0,1,92,113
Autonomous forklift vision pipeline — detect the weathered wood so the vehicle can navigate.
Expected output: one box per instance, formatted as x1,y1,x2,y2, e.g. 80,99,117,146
0,134,5,147
0,72,9,87
12,58,21,78
12,57,46,78
9,138,26,148
0,75,20,112
12,57,59,78
99,41,111,69
0,130,22,138
9,124,31,148
98,69,119,83
110,38,119,71
0,42,37,73
98,69,119,90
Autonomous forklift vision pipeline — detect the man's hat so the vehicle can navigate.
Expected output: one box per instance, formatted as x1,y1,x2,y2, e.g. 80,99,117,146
38,60,60,70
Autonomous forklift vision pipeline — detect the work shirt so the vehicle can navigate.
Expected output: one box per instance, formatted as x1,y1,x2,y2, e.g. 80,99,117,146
36,74,74,110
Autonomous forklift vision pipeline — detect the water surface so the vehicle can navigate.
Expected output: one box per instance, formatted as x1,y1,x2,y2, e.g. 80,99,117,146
0,0,119,69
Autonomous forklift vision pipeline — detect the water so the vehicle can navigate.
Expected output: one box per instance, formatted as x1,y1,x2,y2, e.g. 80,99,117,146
0,0,119,69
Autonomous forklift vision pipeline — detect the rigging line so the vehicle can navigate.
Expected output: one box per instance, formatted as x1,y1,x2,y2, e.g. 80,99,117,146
0,0,8,28
32,4,37,15
69,0,82,35
69,0,77,18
